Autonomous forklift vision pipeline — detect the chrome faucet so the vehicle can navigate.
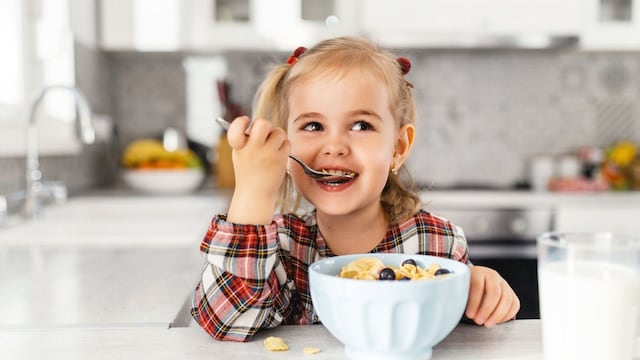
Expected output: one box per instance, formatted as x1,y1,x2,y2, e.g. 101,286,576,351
23,85,96,219
0,195,7,226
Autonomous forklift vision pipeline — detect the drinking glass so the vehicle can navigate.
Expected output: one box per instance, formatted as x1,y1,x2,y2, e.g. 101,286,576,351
537,232,640,360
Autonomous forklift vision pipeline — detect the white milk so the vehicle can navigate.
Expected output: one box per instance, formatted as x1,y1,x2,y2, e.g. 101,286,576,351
539,261,640,360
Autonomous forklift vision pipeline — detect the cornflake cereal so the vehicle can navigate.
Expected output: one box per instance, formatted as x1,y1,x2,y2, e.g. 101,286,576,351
337,257,385,280
338,257,452,281
263,336,289,351
303,347,321,355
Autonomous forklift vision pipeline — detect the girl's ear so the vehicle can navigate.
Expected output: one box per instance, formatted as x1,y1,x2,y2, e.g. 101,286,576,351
393,123,415,167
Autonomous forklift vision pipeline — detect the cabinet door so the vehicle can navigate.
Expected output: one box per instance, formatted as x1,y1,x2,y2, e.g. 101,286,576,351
361,0,582,41
581,0,640,49
183,0,271,51
100,0,182,51
183,0,359,51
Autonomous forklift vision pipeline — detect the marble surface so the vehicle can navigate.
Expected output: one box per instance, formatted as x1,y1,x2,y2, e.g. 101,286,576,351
0,193,230,247
0,192,232,328
0,246,203,328
421,189,640,209
1,321,546,359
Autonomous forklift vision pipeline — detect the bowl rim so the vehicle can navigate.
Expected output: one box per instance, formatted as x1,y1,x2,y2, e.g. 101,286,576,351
308,253,469,284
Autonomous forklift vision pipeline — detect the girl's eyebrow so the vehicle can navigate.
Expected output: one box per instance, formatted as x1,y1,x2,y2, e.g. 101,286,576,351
349,109,383,122
293,112,323,124
293,110,382,123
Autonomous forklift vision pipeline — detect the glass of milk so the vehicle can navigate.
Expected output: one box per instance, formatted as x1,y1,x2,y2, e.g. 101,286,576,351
537,232,640,360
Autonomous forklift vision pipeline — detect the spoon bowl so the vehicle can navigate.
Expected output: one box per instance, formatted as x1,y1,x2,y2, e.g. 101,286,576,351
214,118,355,182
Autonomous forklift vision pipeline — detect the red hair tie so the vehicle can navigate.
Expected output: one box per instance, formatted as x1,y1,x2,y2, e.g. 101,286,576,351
287,46,307,65
397,57,411,75
397,57,414,88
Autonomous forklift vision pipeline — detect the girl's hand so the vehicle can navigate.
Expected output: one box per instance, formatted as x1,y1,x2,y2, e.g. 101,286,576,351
465,266,520,328
226,116,290,224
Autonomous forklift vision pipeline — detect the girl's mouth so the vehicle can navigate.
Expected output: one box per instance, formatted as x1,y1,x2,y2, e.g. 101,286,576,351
316,169,358,187
319,169,357,177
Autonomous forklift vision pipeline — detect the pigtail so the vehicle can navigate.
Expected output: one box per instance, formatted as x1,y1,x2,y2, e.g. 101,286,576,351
381,169,421,224
252,64,289,127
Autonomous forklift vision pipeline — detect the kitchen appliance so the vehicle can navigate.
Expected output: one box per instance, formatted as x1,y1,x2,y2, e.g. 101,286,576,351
433,207,554,319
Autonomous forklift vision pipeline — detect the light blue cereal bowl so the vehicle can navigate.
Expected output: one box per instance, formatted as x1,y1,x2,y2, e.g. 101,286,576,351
309,253,470,360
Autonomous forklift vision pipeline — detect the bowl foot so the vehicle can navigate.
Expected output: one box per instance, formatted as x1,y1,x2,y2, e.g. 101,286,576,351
344,346,432,360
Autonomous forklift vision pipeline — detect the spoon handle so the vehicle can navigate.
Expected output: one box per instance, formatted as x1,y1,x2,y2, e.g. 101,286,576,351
216,117,254,133
215,117,232,131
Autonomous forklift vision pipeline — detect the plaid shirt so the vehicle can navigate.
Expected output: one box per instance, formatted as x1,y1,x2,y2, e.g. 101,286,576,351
191,209,469,342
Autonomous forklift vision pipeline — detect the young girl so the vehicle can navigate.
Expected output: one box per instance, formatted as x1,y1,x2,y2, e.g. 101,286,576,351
191,36,520,342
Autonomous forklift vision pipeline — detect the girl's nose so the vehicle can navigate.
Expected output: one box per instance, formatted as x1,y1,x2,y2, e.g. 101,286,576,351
321,131,349,157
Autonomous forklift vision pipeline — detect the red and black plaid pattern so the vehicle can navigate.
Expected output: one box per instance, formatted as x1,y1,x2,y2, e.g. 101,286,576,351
191,210,469,342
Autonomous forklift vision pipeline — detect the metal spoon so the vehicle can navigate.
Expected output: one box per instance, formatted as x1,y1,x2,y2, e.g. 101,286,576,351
215,117,355,181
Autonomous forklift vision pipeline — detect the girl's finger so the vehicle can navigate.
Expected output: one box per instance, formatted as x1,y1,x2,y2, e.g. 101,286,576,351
473,277,502,325
483,284,513,327
227,116,251,149
465,267,486,319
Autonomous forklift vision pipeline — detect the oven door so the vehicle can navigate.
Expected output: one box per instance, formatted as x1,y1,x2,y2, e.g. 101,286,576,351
434,208,553,320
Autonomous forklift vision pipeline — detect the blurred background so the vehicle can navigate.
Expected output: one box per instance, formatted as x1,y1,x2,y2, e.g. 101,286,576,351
3,0,640,327
1,0,640,195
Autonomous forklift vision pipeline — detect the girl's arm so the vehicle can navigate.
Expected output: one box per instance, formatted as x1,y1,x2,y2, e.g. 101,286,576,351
191,215,294,342
191,117,294,341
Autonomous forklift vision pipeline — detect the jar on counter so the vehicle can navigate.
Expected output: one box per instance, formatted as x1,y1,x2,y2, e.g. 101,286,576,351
529,156,555,192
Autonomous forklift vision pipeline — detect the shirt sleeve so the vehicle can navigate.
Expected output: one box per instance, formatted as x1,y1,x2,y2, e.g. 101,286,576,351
451,224,471,265
190,214,290,342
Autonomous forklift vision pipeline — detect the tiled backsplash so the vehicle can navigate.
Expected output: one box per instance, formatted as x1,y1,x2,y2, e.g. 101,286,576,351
0,43,117,196
1,44,639,195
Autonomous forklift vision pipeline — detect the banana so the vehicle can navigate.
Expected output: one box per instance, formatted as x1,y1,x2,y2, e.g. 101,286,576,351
121,139,202,169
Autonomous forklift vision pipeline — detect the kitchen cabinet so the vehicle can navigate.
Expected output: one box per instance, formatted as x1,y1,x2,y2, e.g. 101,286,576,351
99,0,358,51
183,0,359,51
580,0,640,50
99,0,184,51
359,0,583,48
99,0,640,51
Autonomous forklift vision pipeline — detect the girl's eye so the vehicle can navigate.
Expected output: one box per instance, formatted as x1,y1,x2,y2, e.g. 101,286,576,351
302,122,323,132
351,120,374,131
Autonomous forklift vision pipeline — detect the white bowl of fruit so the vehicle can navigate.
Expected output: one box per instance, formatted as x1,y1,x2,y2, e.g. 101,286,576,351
120,139,205,195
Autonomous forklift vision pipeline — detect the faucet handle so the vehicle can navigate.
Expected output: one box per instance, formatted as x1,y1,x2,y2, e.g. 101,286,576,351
42,181,68,204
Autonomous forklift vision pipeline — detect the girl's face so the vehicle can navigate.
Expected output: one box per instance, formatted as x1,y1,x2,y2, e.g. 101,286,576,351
287,70,412,218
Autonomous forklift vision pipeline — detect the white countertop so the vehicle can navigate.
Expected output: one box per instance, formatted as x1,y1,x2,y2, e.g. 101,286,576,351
1,189,639,359
1,321,546,360
420,190,640,209
0,192,231,328
0,246,203,328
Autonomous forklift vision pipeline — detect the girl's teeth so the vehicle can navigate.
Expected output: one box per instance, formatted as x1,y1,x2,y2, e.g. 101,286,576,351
320,169,355,176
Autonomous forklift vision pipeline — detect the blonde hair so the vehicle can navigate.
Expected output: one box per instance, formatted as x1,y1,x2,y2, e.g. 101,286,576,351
252,36,421,224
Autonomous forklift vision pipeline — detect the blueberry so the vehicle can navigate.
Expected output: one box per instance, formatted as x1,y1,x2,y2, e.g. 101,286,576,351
401,258,416,267
379,267,396,280
435,268,451,276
